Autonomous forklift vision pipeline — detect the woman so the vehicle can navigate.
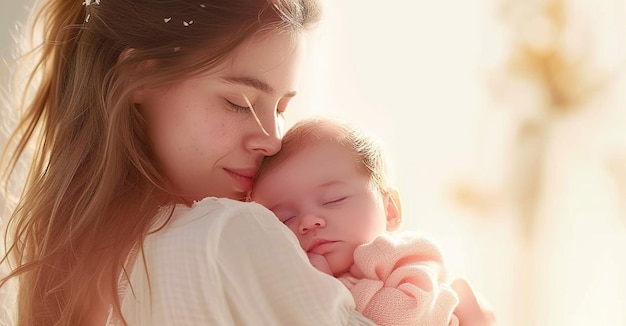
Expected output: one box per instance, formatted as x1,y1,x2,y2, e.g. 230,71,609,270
0,0,377,324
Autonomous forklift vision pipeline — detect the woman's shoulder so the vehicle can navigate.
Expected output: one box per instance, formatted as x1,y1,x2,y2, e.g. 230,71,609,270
136,197,288,273
137,197,299,280
149,197,282,245
176,197,274,224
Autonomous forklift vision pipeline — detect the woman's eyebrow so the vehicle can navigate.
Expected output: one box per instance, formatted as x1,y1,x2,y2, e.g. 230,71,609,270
222,76,297,97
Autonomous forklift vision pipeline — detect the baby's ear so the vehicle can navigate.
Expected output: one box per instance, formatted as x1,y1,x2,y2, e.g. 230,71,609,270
384,187,402,231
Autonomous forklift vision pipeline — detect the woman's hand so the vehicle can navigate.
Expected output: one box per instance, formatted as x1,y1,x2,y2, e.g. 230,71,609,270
451,278,497,326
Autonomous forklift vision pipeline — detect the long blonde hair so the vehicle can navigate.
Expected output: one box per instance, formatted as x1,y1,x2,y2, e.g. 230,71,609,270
0,0,321,324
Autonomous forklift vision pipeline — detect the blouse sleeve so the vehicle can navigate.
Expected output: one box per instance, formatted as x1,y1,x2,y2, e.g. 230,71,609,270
212,201,376,326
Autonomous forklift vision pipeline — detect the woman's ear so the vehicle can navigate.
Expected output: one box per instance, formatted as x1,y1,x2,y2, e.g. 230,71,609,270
118,48,147,104
384,187,402,231
132,85,147,105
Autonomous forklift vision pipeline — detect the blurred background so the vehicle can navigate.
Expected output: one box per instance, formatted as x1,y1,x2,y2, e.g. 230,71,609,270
2,0,626,325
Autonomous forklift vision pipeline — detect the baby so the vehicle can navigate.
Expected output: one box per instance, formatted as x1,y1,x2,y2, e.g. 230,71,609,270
251,117,459,326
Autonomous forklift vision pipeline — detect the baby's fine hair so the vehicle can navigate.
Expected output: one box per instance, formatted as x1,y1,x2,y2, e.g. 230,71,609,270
256,116,394,194
0,0,321,325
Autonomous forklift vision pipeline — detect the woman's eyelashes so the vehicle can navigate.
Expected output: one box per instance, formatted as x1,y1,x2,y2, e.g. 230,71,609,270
225,99,251,113
226,99,282,118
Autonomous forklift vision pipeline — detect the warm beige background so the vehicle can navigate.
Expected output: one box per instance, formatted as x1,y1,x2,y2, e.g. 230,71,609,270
0,2,32,59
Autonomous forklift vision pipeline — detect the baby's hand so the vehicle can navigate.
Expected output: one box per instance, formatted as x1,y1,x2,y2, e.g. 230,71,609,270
307,253,332,275
451,278,497,326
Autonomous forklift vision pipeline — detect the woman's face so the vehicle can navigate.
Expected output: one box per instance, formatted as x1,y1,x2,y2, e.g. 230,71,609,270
135,32,306,202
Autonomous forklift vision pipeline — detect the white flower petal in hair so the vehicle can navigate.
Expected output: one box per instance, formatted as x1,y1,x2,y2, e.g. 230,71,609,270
164,17,172,23
183,20,194,27
82,0,100,6
200,4,206,7
85,14,90,22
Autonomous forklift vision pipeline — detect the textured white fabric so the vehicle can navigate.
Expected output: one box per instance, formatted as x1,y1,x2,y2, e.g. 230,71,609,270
109,197,375,326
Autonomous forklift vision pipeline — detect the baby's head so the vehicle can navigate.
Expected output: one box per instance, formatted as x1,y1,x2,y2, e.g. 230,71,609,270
252,117,401,276
256,117,394,194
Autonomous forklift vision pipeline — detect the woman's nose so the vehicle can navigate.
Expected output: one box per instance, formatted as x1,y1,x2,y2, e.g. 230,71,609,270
248,112,283,156
298,214,326,234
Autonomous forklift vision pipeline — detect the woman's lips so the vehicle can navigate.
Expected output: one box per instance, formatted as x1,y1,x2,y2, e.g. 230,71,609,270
225,168,255,192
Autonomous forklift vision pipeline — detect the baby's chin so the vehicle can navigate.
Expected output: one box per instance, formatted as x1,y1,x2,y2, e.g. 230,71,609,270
328,254,354,277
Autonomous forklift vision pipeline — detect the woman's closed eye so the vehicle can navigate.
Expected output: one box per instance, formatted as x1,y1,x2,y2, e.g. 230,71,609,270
225,99,251,113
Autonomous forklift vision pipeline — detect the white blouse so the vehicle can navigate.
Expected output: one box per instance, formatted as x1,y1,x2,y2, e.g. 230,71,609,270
108,197,375,325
